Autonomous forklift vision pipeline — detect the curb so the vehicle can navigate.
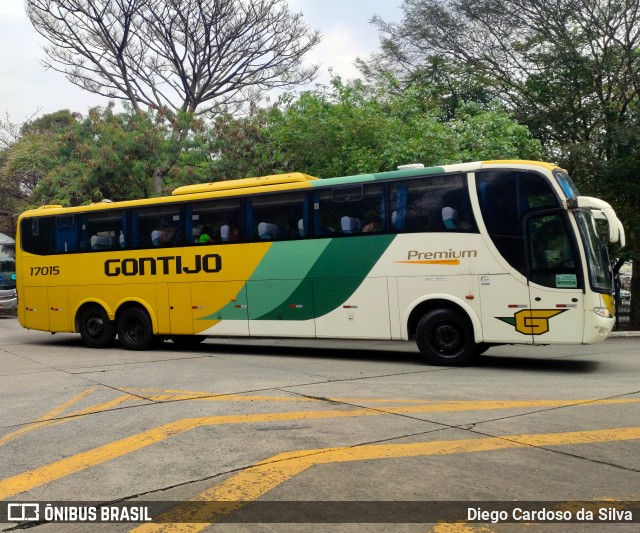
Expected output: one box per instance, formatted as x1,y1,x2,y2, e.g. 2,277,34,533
609,331,640,337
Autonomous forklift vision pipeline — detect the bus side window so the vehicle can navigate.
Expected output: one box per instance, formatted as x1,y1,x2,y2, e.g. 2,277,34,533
247,192,307,241
134,206,181,249
20,216,52,256
80,210,127,252
390,175,475,233
314,184,385,237
187,198,242,245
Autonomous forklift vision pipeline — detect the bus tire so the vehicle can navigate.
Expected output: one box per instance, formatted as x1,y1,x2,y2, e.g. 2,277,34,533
170,335,206,348
416,309,476,366
117,307,153,351
79,305,115,349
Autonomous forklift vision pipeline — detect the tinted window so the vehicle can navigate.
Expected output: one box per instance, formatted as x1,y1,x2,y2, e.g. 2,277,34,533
246,192,308,241
80,210,127,251
187,198,241,244
21,217,52,256
528,213,580,288
132,205,182,249
389,173,476,233
477,170,559,273
313,184,385,237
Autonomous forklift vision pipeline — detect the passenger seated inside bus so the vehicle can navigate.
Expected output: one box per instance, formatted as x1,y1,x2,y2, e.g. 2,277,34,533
362,215,382,233
198,226,213,244
90,234,117,250
220,224,240,242
298,219,306,237
258,222,278,240
151,219,177,246
340,216,360,234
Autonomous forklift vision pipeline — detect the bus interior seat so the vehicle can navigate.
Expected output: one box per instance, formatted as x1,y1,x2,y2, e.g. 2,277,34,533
441,206,458,230
340,216,360,234
90,234,117,250
258,222,278,240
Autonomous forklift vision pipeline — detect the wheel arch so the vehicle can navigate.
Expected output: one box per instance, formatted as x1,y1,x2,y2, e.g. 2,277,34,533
403,295,482,343
74,299,113,333
74,298,158,334
114,299,158,334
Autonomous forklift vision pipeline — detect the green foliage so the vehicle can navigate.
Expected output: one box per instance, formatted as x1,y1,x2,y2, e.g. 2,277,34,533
208,77,540,179
364,0,640,326
3,107,211,207
3,77,540,212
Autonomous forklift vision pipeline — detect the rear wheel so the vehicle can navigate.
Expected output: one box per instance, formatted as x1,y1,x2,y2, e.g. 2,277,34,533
416,309,476,366
117,307,153,351
79,305,115,348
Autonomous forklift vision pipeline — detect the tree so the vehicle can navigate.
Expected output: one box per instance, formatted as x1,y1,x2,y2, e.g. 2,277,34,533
36,106,217,205
208,77,541,180
362,0,640,328
26,0,320,193
0,111,77,235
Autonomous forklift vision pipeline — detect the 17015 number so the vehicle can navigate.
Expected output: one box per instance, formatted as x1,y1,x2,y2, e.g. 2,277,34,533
30,266,60,276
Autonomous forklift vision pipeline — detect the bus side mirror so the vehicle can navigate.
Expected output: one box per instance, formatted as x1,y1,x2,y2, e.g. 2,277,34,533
567,196,626,247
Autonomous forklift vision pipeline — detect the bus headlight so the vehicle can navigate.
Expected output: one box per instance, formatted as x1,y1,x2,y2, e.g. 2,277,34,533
593,307,612,319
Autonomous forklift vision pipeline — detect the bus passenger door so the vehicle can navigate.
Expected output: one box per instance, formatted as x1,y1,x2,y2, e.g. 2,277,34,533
526,213,584,343
479,274,534,344
48,286,70,332
168,283,193,335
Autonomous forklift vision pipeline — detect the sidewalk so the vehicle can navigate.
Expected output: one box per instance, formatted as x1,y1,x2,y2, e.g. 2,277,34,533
610,330,640,337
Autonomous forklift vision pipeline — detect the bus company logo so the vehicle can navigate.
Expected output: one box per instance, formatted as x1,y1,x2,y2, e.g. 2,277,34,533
104,254,221,277
7,503,40,521
497,309,567,335
396,249,478,266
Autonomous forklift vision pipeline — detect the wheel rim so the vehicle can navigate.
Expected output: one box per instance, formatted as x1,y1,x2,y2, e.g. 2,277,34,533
86,316,105,339
123,318,144,343
429,323,463,357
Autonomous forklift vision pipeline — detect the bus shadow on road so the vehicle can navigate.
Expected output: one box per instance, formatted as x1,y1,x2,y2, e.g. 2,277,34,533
33,335,600,372
476,353,600,373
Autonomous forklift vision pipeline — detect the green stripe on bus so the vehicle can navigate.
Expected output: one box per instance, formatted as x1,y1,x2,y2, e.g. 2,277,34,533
253,235,395,320
308,166,445,188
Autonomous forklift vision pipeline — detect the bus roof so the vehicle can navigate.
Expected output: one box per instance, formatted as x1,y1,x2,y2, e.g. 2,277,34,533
171,172,319,195
19,159,561,218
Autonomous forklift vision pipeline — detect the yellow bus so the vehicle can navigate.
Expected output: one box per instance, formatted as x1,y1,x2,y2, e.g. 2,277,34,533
16,160,624,365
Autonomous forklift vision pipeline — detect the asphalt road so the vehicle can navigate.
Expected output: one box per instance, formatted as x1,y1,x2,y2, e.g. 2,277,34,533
0,316,639,532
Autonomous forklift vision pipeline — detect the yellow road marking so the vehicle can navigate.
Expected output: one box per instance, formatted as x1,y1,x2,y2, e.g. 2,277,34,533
0,387,99,447
2,395,640,500
0,393,135,447
131,426,640,531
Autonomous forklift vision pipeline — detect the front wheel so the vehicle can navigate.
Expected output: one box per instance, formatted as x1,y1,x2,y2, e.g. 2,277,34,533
416,309,476,366
117,307,154,351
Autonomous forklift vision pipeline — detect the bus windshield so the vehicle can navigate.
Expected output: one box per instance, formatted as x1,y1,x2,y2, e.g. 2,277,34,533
574,210,613,292
554,170,580,199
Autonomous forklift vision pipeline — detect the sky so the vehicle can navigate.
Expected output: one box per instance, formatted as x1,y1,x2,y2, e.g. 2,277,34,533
0,0,402,122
